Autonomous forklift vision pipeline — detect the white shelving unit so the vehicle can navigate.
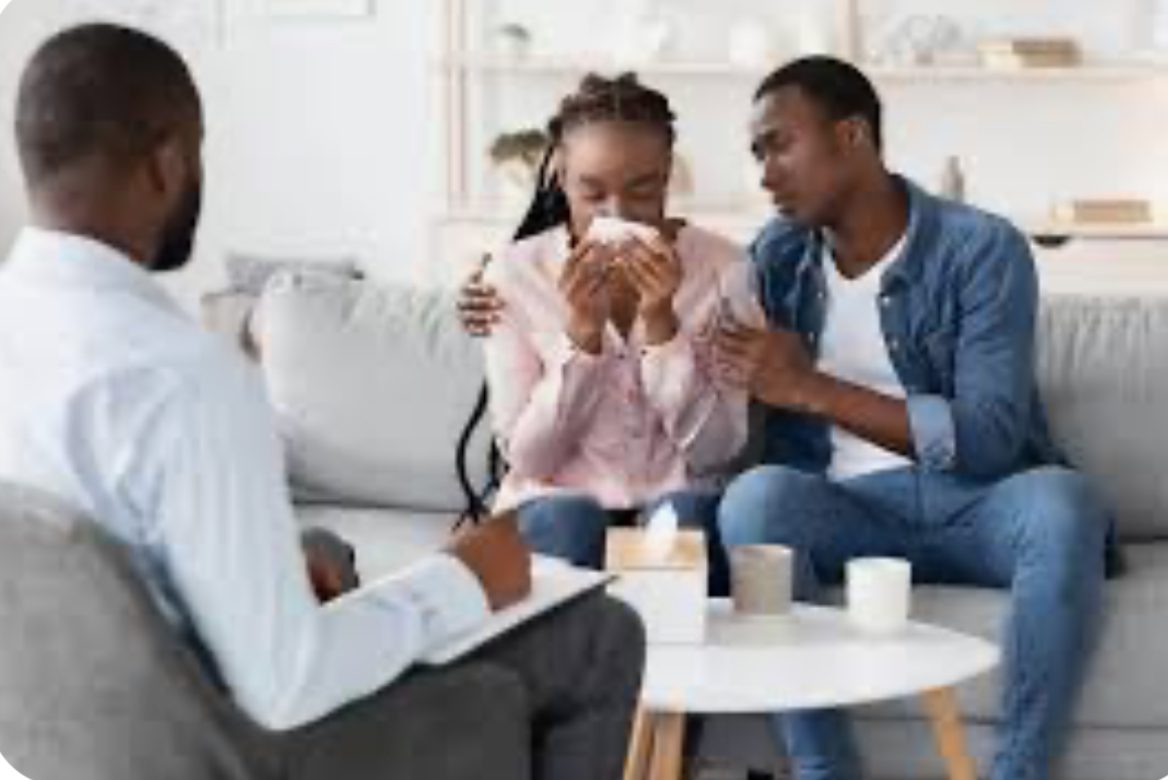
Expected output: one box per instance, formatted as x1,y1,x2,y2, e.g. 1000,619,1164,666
432,0,1168,269
439,54,1168,83
433,0,859,265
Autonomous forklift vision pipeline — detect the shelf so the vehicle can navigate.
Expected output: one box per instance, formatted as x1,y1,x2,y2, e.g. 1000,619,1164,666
435,55,772,78
437,55,1168,84
436,1,1168,262
872,63,1168,83
1025,221,1168,242
439,200,772,226
438,209,1168,245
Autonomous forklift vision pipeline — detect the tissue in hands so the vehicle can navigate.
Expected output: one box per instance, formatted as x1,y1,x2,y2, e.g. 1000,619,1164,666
586,216,660,250
605,505,708,644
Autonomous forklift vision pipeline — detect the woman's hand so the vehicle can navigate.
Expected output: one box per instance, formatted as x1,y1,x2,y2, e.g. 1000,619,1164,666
559,239,611,354
621,235,681,346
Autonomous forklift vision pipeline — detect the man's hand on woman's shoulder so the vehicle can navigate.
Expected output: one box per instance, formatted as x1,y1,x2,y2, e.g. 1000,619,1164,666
458,254,505,337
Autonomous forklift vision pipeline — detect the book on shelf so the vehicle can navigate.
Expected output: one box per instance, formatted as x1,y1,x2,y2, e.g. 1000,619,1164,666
979,38,1082,69
1052,199,1154,225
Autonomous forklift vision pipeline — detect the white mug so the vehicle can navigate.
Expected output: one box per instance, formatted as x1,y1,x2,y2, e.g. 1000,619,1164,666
847,557,912,634
730,545,793,616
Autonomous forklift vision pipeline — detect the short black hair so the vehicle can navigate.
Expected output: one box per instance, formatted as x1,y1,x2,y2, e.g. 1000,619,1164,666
16,23,201,185
755,56,883,152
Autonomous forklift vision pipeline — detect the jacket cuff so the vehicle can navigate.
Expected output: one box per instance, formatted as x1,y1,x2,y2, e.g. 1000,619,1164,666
907,394,957,472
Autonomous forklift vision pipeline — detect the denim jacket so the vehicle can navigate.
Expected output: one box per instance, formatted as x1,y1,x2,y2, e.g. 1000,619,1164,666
749,175,1065,481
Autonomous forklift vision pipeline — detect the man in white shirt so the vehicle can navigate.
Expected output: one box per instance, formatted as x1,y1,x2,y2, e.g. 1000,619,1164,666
0,23,643,780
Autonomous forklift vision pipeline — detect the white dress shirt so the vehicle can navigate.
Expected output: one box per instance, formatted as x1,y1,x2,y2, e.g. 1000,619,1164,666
818,237,913,480
0,228,489,731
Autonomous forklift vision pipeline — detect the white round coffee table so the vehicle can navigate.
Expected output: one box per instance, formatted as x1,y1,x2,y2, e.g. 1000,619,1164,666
624,600,1000,780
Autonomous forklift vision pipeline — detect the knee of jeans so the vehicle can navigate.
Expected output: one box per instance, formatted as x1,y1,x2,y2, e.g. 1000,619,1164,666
718,465,810,547
528,493,603,520
655,491,720,531
1012,468,1107,565
520,495,608,537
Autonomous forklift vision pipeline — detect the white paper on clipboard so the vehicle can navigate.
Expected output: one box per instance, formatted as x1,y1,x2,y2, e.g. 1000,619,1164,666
422,555,614,666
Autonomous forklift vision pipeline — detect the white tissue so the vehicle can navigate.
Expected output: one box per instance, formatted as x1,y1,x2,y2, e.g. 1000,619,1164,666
587,217,659,248
644,502,680,562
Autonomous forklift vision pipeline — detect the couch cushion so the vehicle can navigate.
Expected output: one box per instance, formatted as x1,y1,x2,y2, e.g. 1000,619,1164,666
262,282,1168,534
853,542,1168,730
258,273,491,512
297,502,1168,731
225,253,362,295
1037,296,1168,540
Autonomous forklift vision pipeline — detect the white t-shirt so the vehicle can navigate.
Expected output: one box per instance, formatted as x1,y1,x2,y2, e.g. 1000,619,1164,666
818,236,912,480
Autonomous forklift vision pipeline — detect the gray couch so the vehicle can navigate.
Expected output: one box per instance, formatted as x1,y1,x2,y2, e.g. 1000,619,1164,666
0,481,536,780
246,274,1168,780
237,275,1168,780
0,482,271,780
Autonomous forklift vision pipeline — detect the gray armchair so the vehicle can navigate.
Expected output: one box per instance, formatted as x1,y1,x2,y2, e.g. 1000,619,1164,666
0,482,530,780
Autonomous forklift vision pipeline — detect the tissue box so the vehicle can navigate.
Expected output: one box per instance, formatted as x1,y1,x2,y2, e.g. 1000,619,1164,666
605,528,708,644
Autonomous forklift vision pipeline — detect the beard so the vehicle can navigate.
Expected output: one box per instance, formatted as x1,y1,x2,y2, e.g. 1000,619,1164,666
151,179,203,273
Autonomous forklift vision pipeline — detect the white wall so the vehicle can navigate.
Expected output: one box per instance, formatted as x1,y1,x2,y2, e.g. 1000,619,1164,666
0,0,444,311
2,0,1168,312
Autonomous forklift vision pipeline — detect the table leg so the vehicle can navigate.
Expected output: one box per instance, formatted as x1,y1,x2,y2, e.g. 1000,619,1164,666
922,687,977,780
648,712,686,780
624,706,654,780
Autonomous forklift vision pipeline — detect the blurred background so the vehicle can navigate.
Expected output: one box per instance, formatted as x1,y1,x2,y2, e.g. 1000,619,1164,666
3,0,1168,310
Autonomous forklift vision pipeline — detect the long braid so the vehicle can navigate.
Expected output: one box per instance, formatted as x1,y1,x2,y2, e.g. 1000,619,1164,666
456,73,677,526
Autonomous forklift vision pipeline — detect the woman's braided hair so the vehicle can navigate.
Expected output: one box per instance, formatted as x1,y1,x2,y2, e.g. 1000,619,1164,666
514,72,677,242
456,73,678,525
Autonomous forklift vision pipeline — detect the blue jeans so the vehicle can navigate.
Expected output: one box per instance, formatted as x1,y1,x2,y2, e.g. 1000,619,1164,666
718,465,1108,780
516,490,731,596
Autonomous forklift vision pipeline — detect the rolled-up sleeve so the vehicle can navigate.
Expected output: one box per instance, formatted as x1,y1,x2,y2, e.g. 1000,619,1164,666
907,394,958,471
912,222,1038,478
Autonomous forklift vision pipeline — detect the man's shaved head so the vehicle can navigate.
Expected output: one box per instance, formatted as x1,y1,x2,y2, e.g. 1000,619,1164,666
16,23,202,187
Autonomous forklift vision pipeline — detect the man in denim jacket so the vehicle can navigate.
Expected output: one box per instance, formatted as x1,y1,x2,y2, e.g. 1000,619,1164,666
715,57,1111,780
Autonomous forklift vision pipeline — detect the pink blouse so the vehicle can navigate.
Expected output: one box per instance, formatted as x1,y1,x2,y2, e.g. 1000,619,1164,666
483,224,766,512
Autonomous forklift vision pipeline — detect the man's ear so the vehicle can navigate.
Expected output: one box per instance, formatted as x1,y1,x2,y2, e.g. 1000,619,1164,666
144,136,188,205
842,117,871,150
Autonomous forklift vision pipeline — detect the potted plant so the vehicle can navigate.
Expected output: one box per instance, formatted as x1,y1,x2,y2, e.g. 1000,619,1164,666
489,129,550,205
